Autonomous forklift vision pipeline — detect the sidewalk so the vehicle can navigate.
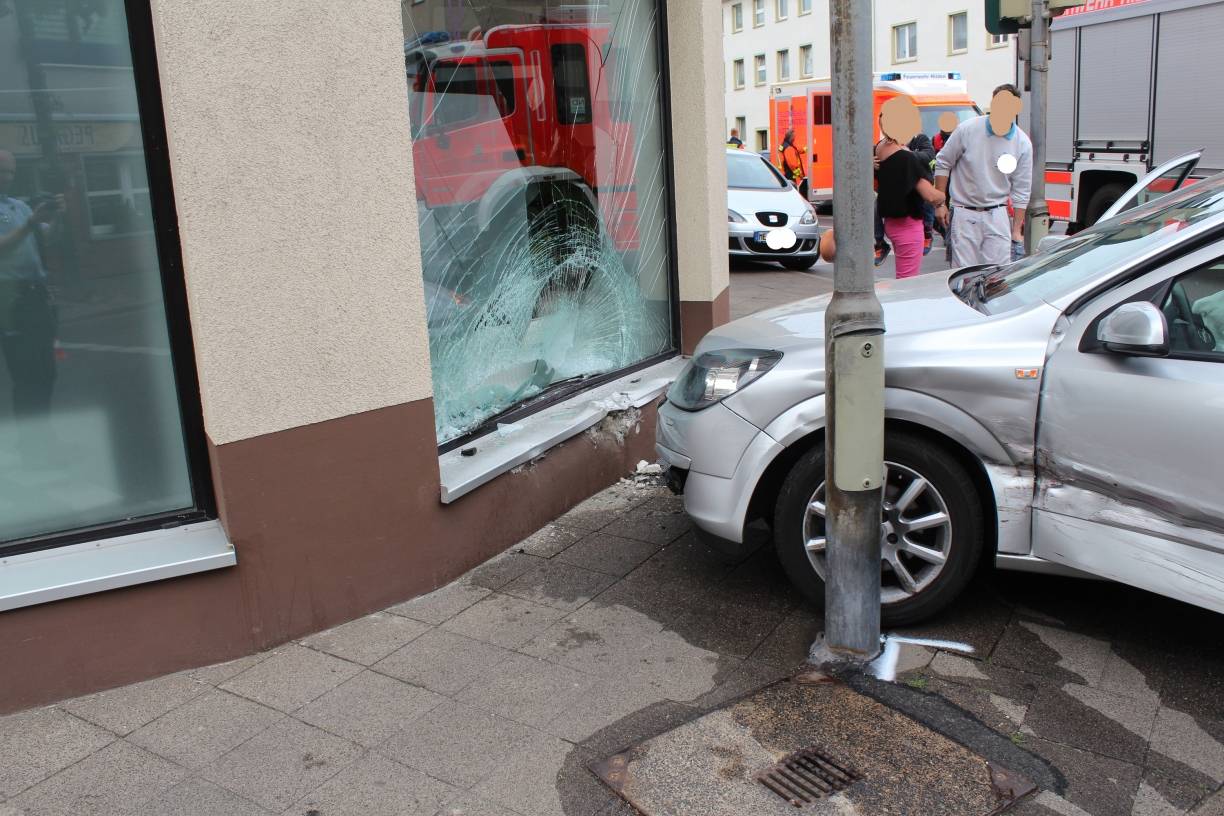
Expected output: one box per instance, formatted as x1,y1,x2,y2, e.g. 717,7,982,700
3,479,1224,815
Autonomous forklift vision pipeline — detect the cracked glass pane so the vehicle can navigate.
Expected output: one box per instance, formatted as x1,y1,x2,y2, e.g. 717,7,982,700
401,0,675,444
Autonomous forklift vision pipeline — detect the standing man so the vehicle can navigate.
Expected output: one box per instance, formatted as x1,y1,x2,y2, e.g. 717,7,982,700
780,129,809,200
933,85,1032,267
726,129,745,149
0,149,61,461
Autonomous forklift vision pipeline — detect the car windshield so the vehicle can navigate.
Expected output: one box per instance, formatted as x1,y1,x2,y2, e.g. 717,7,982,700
727,152,787,189
969,172,1224,314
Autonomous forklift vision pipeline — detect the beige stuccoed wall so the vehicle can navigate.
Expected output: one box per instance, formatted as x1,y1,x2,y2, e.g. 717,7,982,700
148,1,432,446
667,0,731,304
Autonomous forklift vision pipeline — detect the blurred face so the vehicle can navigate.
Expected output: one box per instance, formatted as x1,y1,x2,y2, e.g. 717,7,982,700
880,95,920,143
0,151,15,193
990,91,1022,137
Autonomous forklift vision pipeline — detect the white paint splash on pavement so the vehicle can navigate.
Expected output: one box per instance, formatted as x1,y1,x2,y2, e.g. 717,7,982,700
866,635,973,682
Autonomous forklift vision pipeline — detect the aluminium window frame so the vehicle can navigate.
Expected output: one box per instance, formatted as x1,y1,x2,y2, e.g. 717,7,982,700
2,0,215,557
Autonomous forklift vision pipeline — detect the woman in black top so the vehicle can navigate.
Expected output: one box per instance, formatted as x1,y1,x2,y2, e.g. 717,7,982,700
874,131,945,278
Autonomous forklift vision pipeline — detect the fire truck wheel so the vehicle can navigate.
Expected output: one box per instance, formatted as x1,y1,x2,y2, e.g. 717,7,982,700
1085,183,1127,227
780,257,818,271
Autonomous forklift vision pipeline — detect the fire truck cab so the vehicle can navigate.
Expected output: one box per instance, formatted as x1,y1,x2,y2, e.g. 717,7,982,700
405,21,638,253
768,71,981,207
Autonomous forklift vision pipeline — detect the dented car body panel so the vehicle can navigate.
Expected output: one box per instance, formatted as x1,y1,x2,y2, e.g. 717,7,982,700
660,170,1224,612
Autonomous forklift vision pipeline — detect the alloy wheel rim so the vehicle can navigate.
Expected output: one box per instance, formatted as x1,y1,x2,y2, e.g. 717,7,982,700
802,461,953,604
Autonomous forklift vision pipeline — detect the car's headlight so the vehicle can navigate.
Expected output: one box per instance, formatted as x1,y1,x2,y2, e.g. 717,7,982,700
728,209,746,223
667,349,783,411
800,207,816,225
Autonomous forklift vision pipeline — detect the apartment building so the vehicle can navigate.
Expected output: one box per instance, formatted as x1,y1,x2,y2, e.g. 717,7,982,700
723,0,1018,153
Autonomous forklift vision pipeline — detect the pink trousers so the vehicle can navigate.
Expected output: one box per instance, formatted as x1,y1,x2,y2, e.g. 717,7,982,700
884,216,925,279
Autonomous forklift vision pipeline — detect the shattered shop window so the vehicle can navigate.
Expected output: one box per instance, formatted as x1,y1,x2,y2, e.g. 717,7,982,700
401,0,675,444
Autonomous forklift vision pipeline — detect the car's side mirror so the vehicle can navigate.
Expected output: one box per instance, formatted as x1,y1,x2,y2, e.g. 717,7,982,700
1097,301,1169,357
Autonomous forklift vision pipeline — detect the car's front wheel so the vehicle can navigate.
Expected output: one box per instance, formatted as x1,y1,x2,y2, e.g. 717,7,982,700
773,431,985,626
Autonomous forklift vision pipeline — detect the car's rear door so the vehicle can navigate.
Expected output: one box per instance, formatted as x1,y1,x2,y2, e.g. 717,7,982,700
1032,240,1224,611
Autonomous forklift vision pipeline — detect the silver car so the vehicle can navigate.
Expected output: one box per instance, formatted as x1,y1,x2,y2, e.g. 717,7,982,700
727,149,822,270
659,153,1223,625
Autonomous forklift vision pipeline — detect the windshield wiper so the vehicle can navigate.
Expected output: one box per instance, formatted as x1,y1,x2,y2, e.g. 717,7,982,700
954,265,1000,307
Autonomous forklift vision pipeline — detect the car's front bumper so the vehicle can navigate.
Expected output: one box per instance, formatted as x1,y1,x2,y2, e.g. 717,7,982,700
656,399,784,555
728,221,822,258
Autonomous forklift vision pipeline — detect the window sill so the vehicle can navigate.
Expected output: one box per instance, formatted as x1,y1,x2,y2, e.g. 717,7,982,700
948,48,968,56
0,520,235,612
893,57,918,64
438,357,686,503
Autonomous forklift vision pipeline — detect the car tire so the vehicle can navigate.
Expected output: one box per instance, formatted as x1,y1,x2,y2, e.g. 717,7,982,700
1084,183,1127,227
772,431,985,627
780,257,818,271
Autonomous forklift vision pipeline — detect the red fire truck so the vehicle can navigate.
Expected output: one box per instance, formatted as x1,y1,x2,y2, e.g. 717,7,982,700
1032,0,1224,230
405,22,639,255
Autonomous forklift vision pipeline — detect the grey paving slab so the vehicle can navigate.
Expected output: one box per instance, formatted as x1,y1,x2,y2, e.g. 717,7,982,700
598,509,692,546
60,672,209,736
556,488,651,532
924,678,1029,737
500,558,619,612
300,611,431,666
927,652,1046,704
386,580,492,625
472,731,616,816
545,677,681,746
671,597,791,659
283,751,456,816
294,669,446,748
1133,770,1213,816
10,740,186,816
631,531,736,581
890,583,1015,659
747,608,824,668
463,551,548,590
378,699,535,788
687,658,795,712
1147,705,1224,786
200,717,363,812
189,652,272,686
441,591,569,649
372,627,512,695
518,522,586,558
1023,737,1143,816
127,688,284,769
125,777,272,816
456,652,597,728
554,531,663,577
993,620,1112,687
0,707,114,800
1194,789,1224,815
219,644,362,713
1023,684,1153,765
436,793,524,816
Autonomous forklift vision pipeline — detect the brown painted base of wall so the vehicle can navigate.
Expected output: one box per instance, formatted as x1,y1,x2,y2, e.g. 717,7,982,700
0,398,659,714
679,286,732,355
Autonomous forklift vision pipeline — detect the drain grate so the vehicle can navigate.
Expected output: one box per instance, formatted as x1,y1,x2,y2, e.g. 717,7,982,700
755,747,861,807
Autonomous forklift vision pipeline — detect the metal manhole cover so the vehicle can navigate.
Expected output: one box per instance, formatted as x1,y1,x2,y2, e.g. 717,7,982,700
755,746,861,807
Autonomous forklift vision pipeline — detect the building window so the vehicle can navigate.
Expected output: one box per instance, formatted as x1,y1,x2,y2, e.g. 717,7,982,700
735,116,747,138
777,49,791,82
753,0,766,27
731,3,743,32
800,0,812,14
402,0,676,444
800,43,814,78
754,53,767,85
0,1,206,548
989,32,1011,48
893,22,918,62
776,0,788,21
733,58,746,89
756,129,769,151
948,12,968,54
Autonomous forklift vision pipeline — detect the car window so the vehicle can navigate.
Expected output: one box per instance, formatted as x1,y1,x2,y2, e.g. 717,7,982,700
1114,156,1198,216
974,172,1224,314
1162,261,1224,360
727,153,787,189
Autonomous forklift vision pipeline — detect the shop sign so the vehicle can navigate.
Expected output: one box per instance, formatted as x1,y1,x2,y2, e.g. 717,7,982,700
0,122,139,156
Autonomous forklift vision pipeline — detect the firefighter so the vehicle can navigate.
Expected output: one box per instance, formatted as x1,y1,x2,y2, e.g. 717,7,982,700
779,129,809,200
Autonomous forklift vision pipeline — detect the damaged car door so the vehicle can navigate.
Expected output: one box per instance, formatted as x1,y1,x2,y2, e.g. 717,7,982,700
1033,243,1224,612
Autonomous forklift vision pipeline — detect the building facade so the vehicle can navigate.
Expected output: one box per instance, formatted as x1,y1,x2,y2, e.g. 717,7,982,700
722,0,1018,153
0,0,729,713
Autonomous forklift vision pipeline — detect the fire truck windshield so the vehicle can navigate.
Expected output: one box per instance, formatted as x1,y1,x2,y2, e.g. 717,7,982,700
920,105,977,138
